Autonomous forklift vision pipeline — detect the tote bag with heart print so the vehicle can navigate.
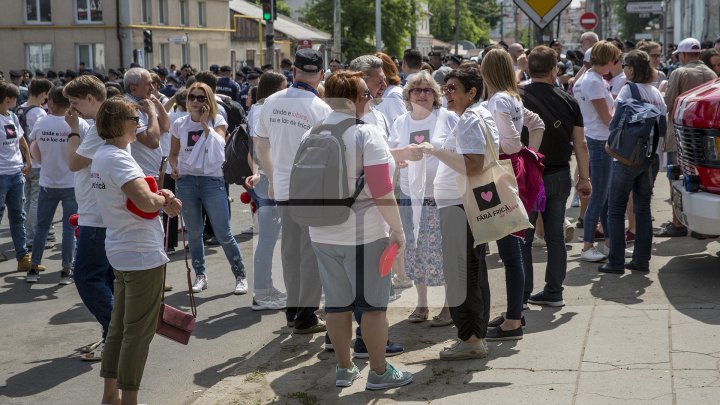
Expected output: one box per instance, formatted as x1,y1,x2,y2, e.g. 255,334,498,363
455,112,532,246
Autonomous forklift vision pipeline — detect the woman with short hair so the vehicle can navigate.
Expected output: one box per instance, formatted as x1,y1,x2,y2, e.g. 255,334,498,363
600,50,666,274
92,97,182,405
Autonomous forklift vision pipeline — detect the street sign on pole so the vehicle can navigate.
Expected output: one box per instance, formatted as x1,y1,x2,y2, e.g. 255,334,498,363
298,39,313,49
168,35,187,44
580,12,598,30
626,2,663,13
513,0,572,30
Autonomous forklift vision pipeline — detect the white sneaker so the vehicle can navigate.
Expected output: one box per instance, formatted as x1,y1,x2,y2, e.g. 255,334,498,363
596,244,609,257
234,276,248,295
252,294,286,310
532,237,546,247
625,248,634,258
564,218,575,243
191,275,207,293
269,287,287,300
581,246,607,262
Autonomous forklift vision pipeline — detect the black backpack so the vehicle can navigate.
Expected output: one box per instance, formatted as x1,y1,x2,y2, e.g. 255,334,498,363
217,98,253,185
288,118,365,227
15,104,40,139
216,98,246,136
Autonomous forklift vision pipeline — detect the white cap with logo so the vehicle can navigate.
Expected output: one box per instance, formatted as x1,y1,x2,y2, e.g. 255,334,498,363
673,38,702,55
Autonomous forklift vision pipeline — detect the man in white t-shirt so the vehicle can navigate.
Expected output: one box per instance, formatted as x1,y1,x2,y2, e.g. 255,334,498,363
254,48,332,334
17,78,53,249
349,55,392,137
63,76,115,360
26,86,78,285
123,68,170,178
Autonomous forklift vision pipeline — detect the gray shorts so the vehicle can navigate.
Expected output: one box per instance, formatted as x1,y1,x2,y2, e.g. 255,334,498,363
311,237,392,313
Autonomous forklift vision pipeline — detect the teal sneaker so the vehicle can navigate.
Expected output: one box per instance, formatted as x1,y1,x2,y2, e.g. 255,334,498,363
365,363,413,390
335,364,361,387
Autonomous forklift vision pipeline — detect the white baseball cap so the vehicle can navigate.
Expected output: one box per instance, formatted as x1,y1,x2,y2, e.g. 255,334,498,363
673,38,702,55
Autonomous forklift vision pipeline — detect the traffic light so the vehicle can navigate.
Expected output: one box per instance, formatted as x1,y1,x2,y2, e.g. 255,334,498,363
265,33,274,49
261,0,275,22
143,29,153,53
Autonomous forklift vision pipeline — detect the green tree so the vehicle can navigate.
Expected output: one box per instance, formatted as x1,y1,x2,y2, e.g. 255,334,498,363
428,0,495,48
251,0,291,17
302,0,414,61
609,0,653,40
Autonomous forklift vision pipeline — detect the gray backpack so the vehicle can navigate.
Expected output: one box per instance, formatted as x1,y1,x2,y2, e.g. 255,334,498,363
288,118,365,227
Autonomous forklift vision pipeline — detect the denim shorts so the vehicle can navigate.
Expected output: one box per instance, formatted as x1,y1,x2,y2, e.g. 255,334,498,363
311,237,391,313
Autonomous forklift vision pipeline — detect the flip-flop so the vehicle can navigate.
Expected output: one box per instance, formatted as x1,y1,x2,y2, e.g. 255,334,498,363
429,315,453,327
81,342,104,362
80,339,103,354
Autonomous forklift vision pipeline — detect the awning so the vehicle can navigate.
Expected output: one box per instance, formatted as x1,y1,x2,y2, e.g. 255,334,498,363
229,0,331,43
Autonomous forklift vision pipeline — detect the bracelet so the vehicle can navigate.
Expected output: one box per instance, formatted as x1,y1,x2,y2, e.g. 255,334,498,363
68,132,80,140
579,177,590,181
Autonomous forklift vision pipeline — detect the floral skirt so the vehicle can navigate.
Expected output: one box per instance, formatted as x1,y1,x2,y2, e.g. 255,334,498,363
399,196,445,286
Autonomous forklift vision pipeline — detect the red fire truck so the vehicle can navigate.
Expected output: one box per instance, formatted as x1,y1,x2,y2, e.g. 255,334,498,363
668,78,720,235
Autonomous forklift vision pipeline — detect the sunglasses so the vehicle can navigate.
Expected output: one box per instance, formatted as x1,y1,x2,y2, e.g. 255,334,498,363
126,116,140,124
188,94,208,103
409,88,434,96
441,84,458,95
361,90,372,100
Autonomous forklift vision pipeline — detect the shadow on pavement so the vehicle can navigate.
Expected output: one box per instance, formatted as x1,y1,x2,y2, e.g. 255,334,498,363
590,272,653,305
0,355,93,398
659,253,720,324
524,306,578,334
48,303,95,325
0,275,63,305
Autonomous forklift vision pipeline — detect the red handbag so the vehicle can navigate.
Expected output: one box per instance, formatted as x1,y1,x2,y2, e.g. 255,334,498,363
156,215,197,345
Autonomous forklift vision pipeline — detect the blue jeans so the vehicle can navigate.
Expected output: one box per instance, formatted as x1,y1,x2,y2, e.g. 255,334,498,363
176,175,245,278
607,160,654,267
247,174,281,291
74,226,114,339
584,138,612,243
496,234,525,320
23,168,40,241
31,187,77,268
523,168,572,300
0,172,28,260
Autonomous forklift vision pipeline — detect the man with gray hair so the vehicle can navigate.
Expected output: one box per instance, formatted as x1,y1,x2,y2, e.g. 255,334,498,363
123,68,170,178
349,55,391,137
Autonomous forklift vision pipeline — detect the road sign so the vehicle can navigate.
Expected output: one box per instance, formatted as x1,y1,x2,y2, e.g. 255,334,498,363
580,12,598,30
513,0,572,30
626,2,663,13
168,35,187,44
635,33,654,40
298,39,313,49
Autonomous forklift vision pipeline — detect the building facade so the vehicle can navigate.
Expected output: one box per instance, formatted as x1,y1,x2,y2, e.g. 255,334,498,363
1,0,231,74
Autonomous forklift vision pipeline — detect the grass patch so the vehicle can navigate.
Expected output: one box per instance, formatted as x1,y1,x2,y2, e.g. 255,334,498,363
285,391,320,405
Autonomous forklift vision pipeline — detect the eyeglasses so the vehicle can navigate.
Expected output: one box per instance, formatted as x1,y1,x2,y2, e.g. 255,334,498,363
188,94,208,103
409,88,434,96
361,90,372,100
441,84,458,95
126,116,140,124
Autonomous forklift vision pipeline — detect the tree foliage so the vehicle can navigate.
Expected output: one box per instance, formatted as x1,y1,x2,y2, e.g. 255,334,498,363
428,0,497,48
251,0,291,17
302,0,415,61
609,0,654,41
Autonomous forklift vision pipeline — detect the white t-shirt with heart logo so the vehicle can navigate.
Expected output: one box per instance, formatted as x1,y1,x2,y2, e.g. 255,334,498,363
170,114,227,177
0,112,25,175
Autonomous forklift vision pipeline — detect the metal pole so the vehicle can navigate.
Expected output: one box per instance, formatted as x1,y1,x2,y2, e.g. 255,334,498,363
410,0,417,49
454,0,460,54
375,0,382,52
500,1,504,42
266,20,274,67
333,0,341,60
663,0,668,57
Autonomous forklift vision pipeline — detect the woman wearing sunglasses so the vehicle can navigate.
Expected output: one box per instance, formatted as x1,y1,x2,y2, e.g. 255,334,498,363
409,64,499,360
573,41,622,263
388,70,458,326
168,82,247,295
91,97,182,405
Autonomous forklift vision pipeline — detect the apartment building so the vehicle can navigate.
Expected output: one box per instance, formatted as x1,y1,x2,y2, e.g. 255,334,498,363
0,0,231,75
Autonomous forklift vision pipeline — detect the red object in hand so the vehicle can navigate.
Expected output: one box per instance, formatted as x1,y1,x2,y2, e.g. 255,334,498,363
379,242,399,277
74,227,79,238
68,213,79,227
250,201,257,214
127,176,161,219
240,191,252,204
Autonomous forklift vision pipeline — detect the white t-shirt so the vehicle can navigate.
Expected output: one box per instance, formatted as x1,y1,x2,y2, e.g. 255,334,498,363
433,103,500,209
247,103,262,139
377,85,408,125
161,111,188,174
254,86,332,201
389,108,459,197
91,144,168,271
308,112,395,246
362,107,391,139
170,114,227,177
484,91,524,154
28,115,74,188
616,82,667,115
573,71,613,141
20,103,47,168
75,119,105,227
0,112,25,175
609,72,628,98
131,109,164,177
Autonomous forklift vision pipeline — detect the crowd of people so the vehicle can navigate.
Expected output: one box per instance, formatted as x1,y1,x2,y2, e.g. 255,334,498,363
1,30,718,403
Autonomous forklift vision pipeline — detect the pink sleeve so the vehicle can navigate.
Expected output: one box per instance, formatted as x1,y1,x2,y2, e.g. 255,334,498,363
364,163,393,198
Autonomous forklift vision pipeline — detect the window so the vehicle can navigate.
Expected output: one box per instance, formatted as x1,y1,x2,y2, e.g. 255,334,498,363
179,0,188,26
77,43,105,71
75,0,102,23
141,0,152,24
158,0,167,24
26,44,53,71
199,44,207,70
181,43,188,65
159,43,170,67
25,0,51,23
197,2,206,27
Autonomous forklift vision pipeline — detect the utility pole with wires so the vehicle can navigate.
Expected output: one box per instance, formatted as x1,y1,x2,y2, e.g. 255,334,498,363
454,0,460,55
333,0,341,61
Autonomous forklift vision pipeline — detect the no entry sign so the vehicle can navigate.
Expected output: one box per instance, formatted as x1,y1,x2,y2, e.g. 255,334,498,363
580,12,598,30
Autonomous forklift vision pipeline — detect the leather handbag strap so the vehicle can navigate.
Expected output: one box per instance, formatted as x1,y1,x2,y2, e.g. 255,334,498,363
162,213,196,317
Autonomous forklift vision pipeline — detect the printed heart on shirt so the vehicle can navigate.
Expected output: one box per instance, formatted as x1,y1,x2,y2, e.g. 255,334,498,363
187,130,203,147
414,135,425,143
481,191,493,202
409,129,429,145
192,134,200,143
4,125,17,139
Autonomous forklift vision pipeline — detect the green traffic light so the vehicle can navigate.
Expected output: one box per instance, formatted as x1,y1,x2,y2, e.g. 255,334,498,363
263,12,271,20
